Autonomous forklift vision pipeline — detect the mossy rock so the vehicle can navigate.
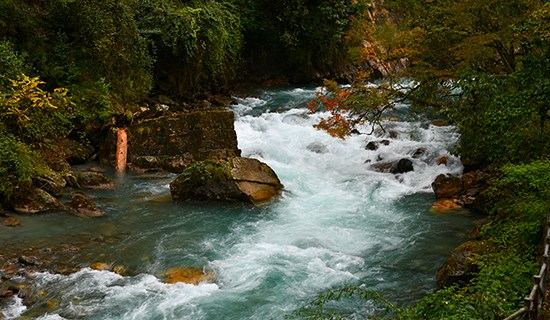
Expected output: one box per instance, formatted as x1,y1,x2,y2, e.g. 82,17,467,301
436,240,491,288
170,157,283,204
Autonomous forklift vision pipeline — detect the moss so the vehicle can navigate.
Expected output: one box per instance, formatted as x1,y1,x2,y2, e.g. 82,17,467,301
179,160,231,188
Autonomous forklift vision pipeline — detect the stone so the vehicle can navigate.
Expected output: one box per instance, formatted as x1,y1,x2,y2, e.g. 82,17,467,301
68,193,105,217
76,171,115,190
18,255,42,266
45,156,71,173
430,199,462,212
13,187,64,214
33,169,67,197
2,217,21,227
163,267,214,285
90,262,111,271
436,241,487,288
306,142,328,154
370,161,394,173
412,147,427,158
366,141,379,151
170,157,283,204
390,158,414,174
432,174,464,198
99,109,241,173
436,155,448,166
366,140,390,151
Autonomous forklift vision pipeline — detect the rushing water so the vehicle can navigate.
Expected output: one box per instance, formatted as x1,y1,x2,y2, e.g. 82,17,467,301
1,87,478,319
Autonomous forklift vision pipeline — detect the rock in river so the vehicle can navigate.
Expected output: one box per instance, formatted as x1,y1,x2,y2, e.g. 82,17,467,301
69,193,106,217
13,187,64,214
170,157,283,204
99,109,241,173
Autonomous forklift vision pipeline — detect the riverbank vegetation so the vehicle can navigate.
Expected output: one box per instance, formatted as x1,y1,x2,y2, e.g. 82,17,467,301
2,0,550,318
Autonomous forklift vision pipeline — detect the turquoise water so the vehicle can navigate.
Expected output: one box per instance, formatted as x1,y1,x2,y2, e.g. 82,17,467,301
1,87,478,319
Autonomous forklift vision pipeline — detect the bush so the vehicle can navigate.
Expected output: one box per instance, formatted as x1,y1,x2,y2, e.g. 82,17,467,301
0,133,39,201
0,74,74,144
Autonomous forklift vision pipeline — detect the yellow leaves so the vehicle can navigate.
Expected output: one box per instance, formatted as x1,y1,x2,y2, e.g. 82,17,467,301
0,74,72,125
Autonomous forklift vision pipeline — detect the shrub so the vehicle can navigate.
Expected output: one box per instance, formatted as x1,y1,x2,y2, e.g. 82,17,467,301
0,133,39,201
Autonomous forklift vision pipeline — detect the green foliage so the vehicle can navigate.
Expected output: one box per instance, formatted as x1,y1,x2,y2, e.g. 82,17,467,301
0,133,39,201
231,0,364,77
0,40,28,89
53,0,154,103
445,65,550,167
140,0,243,93
69,78,113,134
404,161,550,319
288,285,395,319
400,252,536,319
0,74,74,143
180,160,231,188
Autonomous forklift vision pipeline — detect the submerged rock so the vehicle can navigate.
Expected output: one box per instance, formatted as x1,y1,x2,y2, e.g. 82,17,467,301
170,157,283,204
89,262,111,271
69,193,105,217
412,147,428,158
436,155,448,166
430,199,462,212
2,216,21,227
365,140,390,151
306,142,328,154
163,267,214,285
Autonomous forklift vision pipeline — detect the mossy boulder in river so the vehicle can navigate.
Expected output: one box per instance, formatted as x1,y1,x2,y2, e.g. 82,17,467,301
170,157,283,204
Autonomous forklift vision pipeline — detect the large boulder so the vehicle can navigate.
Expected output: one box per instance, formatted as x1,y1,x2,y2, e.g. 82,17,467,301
432,174,464,198
99,109,241,173
436,241,488,288
12,187,64,214
170,157,283,204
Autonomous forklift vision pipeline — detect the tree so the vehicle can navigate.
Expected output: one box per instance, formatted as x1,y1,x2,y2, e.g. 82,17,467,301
309,0,550,168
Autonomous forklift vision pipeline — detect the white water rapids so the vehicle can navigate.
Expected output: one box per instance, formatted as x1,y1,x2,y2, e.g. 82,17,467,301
1,86,475,319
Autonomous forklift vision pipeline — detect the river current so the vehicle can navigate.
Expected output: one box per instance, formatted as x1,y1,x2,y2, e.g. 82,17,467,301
1,87,477,319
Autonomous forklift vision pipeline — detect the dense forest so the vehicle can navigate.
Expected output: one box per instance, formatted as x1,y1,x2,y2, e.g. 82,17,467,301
1,0,550,319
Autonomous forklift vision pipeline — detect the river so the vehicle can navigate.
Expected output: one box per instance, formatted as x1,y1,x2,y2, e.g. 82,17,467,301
1,86,478,319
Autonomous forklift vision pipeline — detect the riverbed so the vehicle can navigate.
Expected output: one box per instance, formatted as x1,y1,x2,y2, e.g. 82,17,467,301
1,86,478,319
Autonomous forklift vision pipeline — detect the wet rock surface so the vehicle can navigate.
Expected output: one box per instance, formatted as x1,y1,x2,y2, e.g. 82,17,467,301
436,240,489,288
170,157,283,204
76,171,116,190
68,193,106,217
12,187,64,214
